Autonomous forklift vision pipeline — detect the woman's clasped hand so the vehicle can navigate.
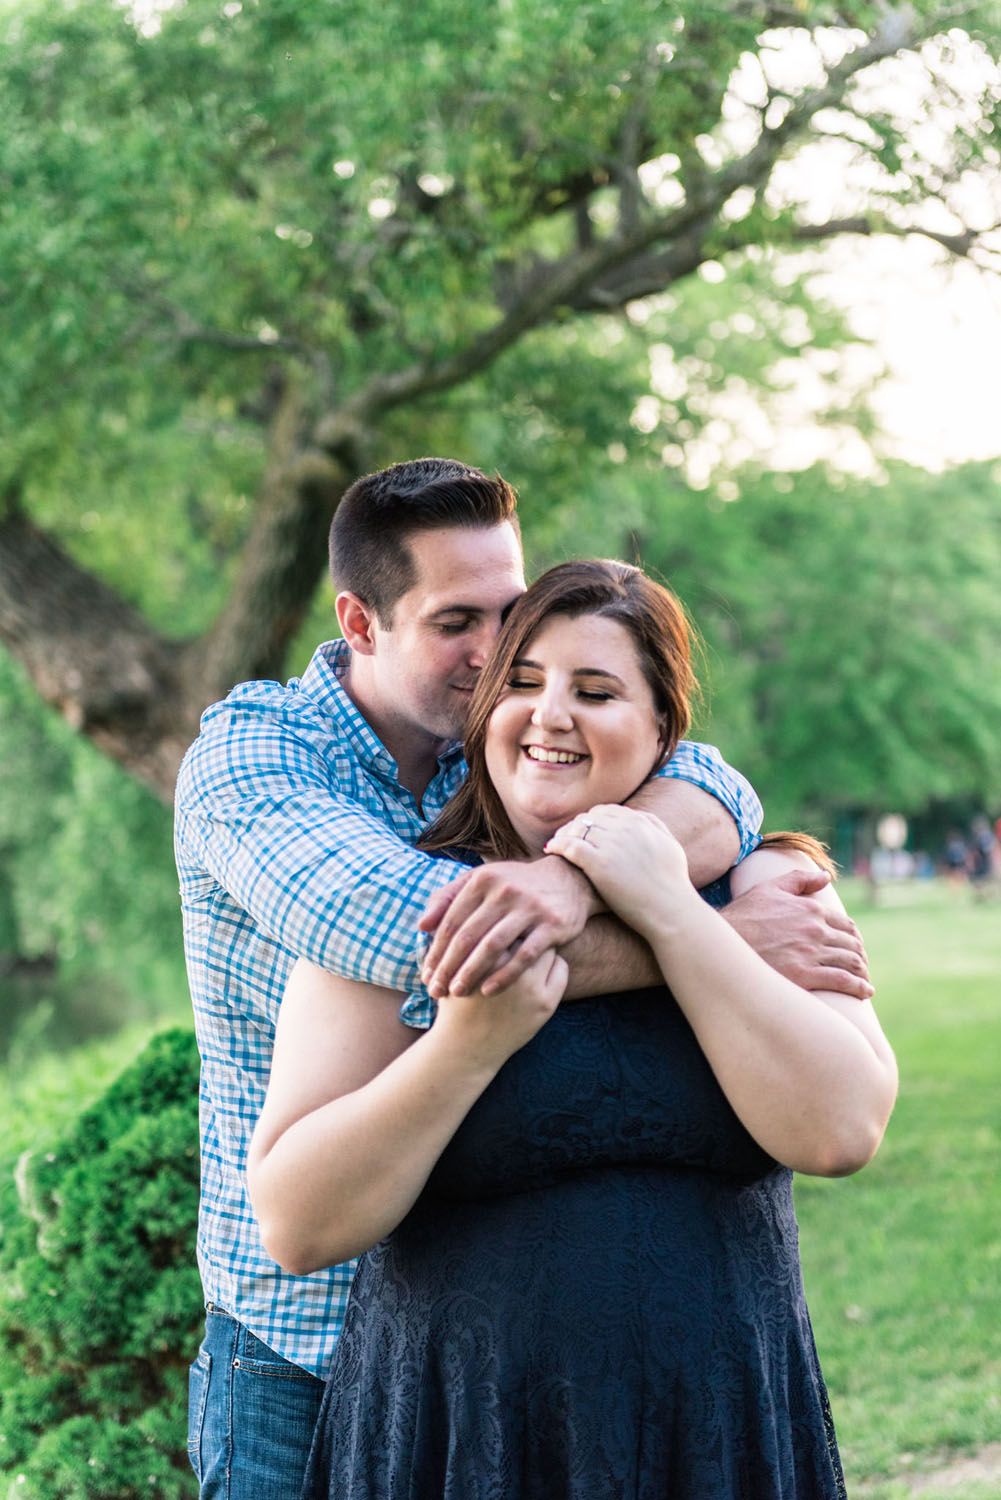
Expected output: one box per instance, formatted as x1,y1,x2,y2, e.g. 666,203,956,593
545,802,695,937
431,945,568,1071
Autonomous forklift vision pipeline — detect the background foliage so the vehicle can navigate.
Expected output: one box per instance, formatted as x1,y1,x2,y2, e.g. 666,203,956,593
3,0,1000,798
0,1029,201,1498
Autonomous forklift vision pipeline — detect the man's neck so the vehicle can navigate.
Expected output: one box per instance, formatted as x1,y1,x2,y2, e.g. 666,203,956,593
340,658,446,804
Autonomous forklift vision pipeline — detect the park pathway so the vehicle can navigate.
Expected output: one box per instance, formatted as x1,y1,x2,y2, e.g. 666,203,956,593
858,1441,1001,1495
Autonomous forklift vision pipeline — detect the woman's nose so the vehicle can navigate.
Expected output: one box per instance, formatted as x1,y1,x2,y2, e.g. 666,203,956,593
531,687,574,731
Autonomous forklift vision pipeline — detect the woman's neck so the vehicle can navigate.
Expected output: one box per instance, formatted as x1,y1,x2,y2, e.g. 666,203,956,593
505,811,557,862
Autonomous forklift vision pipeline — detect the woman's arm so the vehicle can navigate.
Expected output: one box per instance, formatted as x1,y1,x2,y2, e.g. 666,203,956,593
248,950,566,1274
546,808,897,1178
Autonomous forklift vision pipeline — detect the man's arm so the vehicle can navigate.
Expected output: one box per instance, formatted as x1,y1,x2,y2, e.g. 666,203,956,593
650,738,761,863
175,695,465,998
621,768,870,998
720,867,872,998
560,914,661,999
628,777,739,890
423,855,873,1003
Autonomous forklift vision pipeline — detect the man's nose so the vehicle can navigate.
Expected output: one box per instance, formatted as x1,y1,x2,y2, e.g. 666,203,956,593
467,624,499,670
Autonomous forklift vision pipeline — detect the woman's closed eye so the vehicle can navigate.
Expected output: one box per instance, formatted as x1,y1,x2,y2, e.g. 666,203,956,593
505,675,613,702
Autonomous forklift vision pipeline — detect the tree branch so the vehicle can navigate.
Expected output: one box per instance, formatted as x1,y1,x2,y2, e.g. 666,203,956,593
317,13,934,439
789,215,1001,262
137,287,309,356
0,389,363,802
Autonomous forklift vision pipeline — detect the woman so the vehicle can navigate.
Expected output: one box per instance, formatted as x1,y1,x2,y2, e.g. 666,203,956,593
249,560,897,1500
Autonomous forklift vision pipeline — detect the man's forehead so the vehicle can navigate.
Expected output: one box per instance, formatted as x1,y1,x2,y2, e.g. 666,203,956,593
415,582,526,619
405,523,526,613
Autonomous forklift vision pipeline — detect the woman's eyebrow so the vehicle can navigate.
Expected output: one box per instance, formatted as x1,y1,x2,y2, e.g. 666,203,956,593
573,667,626,686
511,657,625,686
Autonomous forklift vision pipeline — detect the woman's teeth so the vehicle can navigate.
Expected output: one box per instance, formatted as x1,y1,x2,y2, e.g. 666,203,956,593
524,746,585,764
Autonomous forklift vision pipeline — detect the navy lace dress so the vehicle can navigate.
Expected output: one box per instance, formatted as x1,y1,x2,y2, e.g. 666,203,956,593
301,877,846,1499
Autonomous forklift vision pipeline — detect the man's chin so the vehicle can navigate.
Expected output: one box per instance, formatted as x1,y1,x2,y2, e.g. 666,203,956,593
443,691,476,737
433,710,470,744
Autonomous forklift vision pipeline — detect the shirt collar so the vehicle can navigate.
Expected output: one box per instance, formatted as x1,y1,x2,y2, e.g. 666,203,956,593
298,640,465,780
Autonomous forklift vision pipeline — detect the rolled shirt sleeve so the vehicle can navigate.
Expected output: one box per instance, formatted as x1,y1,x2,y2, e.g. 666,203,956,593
656,740,762,861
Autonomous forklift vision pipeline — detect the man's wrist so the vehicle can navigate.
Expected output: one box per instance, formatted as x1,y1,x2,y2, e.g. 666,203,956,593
540,851,604,920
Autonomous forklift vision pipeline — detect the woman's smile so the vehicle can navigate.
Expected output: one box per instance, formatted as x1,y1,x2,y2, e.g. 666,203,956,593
521,744,589,766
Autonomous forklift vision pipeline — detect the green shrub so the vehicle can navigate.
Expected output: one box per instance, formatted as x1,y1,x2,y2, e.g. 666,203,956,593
0,1028,201,1497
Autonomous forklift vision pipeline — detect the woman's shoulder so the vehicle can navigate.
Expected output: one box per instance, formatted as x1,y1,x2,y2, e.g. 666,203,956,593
729,844,845,917
731,844,822,893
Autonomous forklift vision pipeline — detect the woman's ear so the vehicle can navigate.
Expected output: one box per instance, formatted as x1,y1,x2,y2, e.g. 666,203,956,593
335,591,379,655
650,720,673,777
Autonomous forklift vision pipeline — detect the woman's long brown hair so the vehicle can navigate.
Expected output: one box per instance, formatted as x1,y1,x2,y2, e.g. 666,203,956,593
420,559,695,862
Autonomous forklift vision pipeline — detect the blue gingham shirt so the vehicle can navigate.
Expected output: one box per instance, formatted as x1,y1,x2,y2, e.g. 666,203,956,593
174,638,762,1376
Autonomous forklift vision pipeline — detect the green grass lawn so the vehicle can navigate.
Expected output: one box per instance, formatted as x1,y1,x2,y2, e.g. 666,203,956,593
798,878,1001,1499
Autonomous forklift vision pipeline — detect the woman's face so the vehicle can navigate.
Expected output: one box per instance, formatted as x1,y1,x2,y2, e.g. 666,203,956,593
484,611,665,856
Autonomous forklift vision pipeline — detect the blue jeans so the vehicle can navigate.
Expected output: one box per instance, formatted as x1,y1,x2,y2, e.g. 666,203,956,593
187,1305,326,1500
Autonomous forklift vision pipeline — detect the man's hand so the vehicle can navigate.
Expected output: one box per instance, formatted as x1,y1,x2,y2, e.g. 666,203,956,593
723,868,873,999
419,857,600,999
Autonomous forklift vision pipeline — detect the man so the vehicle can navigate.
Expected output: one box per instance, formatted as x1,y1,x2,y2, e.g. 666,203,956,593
176,458,869,1499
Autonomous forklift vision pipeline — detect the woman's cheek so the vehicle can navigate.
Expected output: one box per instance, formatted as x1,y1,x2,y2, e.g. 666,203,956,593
483,717,513,792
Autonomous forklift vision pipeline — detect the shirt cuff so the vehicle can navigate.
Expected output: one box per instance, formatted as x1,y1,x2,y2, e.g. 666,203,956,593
400,930,437,1030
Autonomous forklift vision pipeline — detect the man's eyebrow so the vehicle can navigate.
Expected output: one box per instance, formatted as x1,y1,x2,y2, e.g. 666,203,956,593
427,604,484,619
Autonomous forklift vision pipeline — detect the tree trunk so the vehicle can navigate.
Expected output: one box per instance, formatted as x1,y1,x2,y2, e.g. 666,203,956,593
190,382,356,708
0,507,194,799
0,407,359,803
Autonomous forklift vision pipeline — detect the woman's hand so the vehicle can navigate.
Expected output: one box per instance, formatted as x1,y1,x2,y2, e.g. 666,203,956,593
544,804,698,940
434,947,568,1072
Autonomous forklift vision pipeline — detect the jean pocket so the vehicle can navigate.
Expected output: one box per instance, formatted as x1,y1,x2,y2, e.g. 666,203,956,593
233,1327,320,1381
187,1348,212,1479
232,1351,319,1380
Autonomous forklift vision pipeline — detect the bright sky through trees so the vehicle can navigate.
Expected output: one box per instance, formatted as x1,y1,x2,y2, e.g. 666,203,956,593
821,238,1001,468
667,25,1001,477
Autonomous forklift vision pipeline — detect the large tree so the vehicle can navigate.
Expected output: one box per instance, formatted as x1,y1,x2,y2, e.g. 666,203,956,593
2,0,999,801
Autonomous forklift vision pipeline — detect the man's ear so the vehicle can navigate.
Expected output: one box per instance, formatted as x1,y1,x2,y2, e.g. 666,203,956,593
336,591,380,655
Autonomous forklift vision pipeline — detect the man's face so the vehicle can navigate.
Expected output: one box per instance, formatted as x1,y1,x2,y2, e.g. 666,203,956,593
371,522,526,745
